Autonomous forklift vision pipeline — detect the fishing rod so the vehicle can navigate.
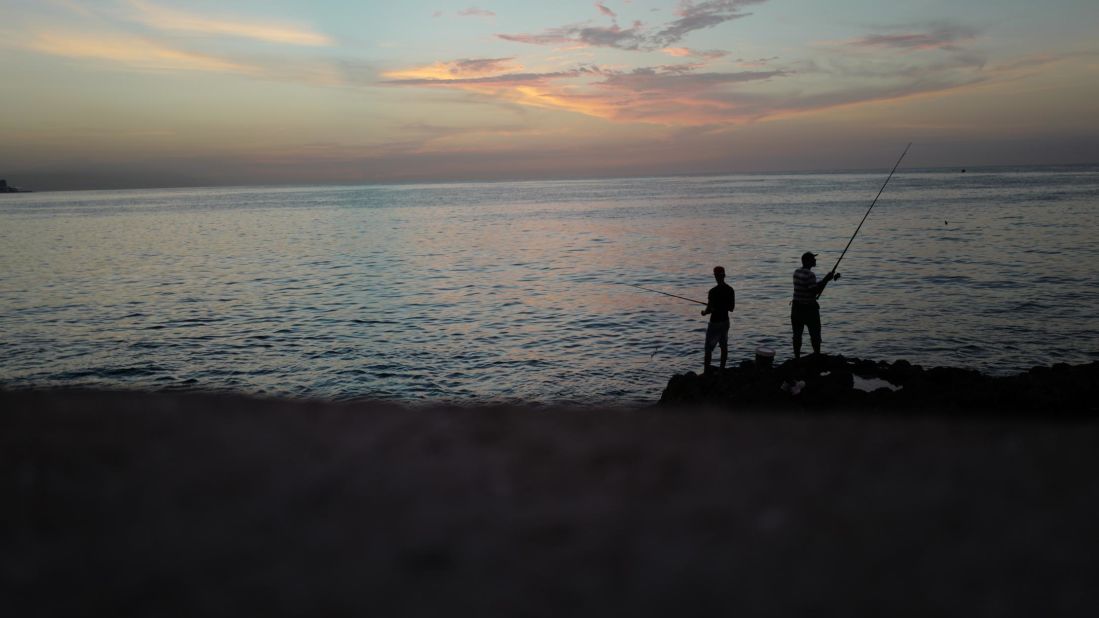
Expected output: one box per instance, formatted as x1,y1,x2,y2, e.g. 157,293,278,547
625,283,706,306
819,142,911,298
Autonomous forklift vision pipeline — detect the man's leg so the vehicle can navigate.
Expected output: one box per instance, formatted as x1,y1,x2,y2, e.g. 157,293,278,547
719,322,729,368
808,308,822,355
704,323,715,370
791,308,804,359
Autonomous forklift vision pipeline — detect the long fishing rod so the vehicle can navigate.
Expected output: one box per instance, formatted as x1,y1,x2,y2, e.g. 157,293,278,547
625,283,706,306
819,142,911,298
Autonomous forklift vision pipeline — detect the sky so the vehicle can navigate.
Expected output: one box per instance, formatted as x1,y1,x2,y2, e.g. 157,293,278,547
2,0,1098,189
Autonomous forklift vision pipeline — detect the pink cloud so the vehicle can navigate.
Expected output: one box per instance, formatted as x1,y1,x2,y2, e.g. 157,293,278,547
848,23,979,51
458,7,496,17
735,55,779,67
387,54,994,128
499,23,647,50
662,47,729,60
386,16,997,129
499,0,767,51
383,56,790,125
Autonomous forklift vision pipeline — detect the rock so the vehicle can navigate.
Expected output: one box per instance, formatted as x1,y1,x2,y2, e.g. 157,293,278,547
659,356,1099,416
799,369,854,405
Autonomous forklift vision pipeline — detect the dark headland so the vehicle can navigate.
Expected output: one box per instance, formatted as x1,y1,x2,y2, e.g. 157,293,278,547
4,358,1099,616
0,179,31,193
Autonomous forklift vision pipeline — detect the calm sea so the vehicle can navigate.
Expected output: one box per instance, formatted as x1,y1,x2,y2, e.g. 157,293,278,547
2,167,1097,405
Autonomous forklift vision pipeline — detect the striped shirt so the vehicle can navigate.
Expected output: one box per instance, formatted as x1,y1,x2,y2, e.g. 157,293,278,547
792,268,817,303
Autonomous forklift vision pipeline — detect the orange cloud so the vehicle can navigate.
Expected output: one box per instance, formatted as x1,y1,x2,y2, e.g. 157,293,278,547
383,59,783,126
383,58,523,80
381,50,1017,129
382,59,622,120
26,31,253,73
129,0,332,46
662,47,729,60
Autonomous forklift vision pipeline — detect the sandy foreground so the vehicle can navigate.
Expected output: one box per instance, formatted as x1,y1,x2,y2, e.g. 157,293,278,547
3,389,1098,616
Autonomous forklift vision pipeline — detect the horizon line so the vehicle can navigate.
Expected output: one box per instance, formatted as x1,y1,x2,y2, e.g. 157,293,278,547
7,161,1099,193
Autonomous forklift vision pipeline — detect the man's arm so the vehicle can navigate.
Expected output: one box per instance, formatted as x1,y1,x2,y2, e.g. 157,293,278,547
812,271,838,294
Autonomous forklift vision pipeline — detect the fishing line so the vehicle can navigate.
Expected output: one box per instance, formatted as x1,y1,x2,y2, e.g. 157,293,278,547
623,283,706,306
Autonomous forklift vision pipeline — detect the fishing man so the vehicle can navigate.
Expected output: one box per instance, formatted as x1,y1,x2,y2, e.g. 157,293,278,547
701,266,736,371
791,252,838,359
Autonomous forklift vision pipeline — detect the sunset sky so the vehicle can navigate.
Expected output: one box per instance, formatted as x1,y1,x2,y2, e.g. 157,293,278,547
2,0,1098,189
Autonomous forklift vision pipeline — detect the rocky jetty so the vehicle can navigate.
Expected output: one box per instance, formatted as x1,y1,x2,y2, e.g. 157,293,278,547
660,355,1099,415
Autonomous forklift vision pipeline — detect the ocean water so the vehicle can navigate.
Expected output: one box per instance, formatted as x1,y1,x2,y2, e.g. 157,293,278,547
2,167,1098,405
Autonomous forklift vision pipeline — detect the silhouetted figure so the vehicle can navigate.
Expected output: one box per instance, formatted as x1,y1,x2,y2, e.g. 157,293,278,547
791,252,837,359
701,266,735,371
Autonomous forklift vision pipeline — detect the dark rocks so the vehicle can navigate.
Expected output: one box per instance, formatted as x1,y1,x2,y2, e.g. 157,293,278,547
659,355,1099,416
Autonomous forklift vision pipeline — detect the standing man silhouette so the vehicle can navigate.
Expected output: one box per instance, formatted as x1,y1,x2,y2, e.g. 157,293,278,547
702,266,735,371
791,252,838,358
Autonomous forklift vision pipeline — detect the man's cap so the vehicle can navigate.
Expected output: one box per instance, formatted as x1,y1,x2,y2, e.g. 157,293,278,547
713,265,725,274
801,252,817,261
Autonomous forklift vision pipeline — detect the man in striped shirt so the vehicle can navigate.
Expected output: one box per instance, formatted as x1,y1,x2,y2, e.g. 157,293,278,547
791,251,839,359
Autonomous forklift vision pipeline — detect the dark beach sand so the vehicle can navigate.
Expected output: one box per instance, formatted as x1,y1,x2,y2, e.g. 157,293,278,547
3,389,1098,616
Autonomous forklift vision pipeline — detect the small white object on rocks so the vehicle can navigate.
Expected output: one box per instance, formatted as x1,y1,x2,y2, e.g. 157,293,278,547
852,375,903,393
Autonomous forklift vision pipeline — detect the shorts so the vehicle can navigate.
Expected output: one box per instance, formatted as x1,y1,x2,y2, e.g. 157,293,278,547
705,320,730,353
791,301,821,344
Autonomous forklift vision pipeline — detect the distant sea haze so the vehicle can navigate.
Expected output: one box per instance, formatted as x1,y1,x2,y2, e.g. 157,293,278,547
2,166,1097,404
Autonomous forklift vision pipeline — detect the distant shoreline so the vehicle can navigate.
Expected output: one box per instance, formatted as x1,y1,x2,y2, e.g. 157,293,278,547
8,161,1098,193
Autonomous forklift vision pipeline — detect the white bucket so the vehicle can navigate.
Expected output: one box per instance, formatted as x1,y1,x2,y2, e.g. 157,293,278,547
755,346,775,367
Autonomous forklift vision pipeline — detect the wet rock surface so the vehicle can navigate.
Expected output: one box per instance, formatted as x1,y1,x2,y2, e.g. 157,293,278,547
4,389,1099,615
660,355,1099,415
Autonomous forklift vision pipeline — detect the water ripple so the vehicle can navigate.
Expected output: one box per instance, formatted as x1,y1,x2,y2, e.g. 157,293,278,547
2,169,1097,403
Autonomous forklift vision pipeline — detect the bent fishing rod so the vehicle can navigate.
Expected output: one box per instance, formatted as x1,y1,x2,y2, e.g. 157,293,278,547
818,142,911,299
624,283,706,306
